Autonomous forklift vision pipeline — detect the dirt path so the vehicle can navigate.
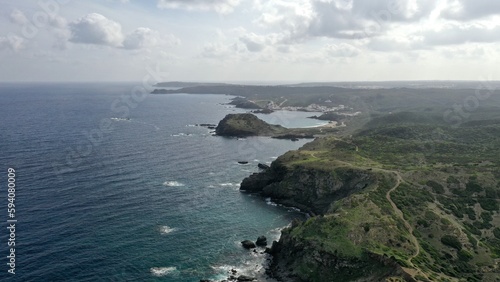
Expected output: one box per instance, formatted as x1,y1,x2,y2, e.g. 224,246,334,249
384,172,434,281
385,172,421,262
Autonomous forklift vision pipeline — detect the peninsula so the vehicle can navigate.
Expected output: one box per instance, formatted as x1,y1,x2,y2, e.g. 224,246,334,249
161,82,500,281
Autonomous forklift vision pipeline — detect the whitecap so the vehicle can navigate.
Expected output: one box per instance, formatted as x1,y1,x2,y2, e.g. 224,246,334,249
163,181,185,187
160,226,177,235
219,183,240,188
265,197,278,207
150,267,177,277
110,117,130,122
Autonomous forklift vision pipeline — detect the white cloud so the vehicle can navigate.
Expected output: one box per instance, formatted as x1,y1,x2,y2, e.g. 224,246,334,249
9,9,28,25
200,42,238,58
239,33,266,52
123,28,158,49
253,0,440,42
69,13,124,47
122,27,180,50
0,35,25,52
325,43,361,57
157,0,241,14
441,0,500,20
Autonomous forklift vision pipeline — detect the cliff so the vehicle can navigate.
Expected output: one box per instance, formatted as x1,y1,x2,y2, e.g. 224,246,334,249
241,158,375,215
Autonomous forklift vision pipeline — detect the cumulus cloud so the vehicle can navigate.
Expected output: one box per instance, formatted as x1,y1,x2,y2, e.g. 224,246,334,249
239,33,266,52
69,13,124,47
9,9,28,25
157,0,241,14
441,0,500,21
254,0,439,42
122,27,180,50
0,35,25,52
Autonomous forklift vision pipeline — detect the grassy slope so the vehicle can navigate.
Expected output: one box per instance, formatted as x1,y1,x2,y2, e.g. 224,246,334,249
274,111,500,281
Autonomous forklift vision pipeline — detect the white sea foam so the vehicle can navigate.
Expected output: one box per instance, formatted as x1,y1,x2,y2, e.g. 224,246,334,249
110,117,130,122
150,267,177,277
163,181,185,187
219,183,240,188
265,197,278,207
160,226,177,234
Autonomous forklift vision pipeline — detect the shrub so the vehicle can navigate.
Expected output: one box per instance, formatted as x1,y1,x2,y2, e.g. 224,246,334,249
427,180,445,194
493,228,500,239
478,197,499,211
457,249,473,262
441,235,462,250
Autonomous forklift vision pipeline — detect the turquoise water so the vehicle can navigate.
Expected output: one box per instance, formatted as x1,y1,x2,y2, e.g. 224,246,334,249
0,83,310,281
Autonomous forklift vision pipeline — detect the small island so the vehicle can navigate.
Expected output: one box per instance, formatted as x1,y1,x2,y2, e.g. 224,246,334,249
214,113,336,139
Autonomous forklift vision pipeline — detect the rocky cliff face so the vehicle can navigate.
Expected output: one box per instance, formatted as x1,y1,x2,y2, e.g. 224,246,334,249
268,228,415,282
240,156,414,281
240,160,375,215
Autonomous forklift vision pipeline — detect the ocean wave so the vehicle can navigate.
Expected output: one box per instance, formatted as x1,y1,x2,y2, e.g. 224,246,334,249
160,225,177,235
163,181,185,187
265,198,278,207
171,133,192,137
150,267,177,277
219,183,240,188
110,117,131,122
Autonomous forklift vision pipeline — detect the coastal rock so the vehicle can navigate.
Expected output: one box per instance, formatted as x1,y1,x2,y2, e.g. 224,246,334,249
308,112,344,121
237,275,256,281
256,236,267,247
228,97,262,109
251,109,274,114
241,240,256,249
267,224,415,282
241,158,374,214
215,113,285,137
240,161,287,193
257,163,270,170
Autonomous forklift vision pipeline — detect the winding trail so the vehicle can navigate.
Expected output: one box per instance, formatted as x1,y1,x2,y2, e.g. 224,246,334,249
385,172,420,262
385,171,420,265
384,172,434,281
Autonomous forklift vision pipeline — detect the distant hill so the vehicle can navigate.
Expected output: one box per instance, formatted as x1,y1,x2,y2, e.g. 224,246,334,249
154,81,229,88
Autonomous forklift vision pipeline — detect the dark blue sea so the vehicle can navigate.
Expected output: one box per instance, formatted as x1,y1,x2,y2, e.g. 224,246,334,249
0,83,326,281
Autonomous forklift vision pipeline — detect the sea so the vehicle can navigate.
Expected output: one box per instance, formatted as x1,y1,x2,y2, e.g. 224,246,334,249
0,83,328,282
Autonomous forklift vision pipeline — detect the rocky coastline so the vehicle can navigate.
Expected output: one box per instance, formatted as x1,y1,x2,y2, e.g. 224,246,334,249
238,154,413,282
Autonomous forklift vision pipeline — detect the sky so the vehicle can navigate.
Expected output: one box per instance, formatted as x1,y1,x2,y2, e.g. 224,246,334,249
1,0,500,82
